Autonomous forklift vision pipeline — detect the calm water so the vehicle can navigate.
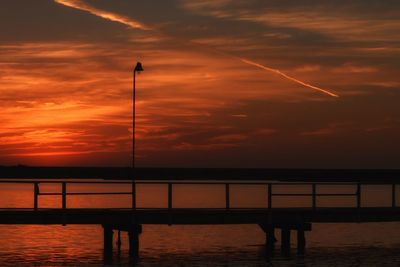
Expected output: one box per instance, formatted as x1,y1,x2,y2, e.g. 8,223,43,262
0,181,399,266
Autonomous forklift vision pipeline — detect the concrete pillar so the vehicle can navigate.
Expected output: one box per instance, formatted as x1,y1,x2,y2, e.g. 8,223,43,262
297,229,306,255
116,230,122,255
103,225,113,263
258,223,276,256
129,224,142,262
266,227,276,254
281,228,291,256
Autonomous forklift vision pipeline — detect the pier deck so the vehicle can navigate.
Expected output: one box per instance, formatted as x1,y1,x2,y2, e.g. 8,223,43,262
0,207,399,225
0,170,399,262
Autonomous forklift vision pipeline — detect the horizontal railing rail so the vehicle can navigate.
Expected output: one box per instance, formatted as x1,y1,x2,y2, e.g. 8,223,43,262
0,180,397,211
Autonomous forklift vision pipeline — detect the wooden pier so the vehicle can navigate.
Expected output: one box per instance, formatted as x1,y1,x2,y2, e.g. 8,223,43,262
0,167,399,263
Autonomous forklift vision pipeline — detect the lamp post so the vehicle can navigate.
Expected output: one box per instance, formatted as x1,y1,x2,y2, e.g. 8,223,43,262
132,62,144,169
131,62,143,212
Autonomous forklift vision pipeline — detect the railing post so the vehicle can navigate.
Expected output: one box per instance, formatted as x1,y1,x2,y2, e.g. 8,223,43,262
168,183,172,225
392,184,396,208
225,183,230,210
357,183,361,209
268,183,272,209
132,182,136,210
62,182,67,209
312,184,316,210
168,183,172,211
34,182,39,211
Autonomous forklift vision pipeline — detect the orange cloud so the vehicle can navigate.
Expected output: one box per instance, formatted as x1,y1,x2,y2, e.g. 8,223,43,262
55,0,338,98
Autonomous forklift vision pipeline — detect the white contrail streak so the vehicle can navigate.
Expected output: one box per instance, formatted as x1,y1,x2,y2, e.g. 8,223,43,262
54,0,152,31
54,0,339,98
239,58,339,97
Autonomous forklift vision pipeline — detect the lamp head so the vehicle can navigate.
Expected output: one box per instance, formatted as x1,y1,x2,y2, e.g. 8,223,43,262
134,62,144,72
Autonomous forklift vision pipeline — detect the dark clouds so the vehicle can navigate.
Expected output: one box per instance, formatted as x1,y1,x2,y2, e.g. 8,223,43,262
0,0,134,42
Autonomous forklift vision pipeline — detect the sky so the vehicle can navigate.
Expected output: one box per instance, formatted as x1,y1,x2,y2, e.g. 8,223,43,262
0,0,399,168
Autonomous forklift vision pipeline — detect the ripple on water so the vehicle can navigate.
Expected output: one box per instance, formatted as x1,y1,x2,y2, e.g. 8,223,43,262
0,224,399,266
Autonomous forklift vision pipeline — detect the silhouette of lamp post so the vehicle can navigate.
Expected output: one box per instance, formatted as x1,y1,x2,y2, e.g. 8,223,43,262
132,62,144,169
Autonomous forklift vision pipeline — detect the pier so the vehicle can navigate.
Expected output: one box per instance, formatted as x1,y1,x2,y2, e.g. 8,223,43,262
0,170,399,263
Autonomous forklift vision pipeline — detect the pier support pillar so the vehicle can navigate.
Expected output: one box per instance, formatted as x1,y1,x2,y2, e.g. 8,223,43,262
103,225,113,263
116,230,122,255
129,224,142,262
297,229,306,255
259,223,277,256
258,224,276,255
266,227,276,254
281,228,291,256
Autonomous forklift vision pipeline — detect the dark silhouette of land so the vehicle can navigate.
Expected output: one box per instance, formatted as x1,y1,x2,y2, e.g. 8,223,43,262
0,166,400,182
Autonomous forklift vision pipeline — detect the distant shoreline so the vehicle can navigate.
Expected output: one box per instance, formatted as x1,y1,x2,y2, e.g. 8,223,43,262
0,166,399,182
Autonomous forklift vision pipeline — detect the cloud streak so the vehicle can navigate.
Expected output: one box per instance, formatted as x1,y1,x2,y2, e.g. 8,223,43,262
54,0,338,98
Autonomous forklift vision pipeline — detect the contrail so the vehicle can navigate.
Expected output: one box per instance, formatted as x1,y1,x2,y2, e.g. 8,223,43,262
54,0,152,31
54,0,339,98
239,58,339,97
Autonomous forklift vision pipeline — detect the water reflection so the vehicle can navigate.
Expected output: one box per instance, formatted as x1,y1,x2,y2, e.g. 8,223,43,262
0,224,399,266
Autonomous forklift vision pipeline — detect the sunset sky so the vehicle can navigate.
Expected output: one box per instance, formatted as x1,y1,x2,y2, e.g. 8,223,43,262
0,0,399,167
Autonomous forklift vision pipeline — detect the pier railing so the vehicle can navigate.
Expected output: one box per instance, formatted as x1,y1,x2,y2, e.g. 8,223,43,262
0,180,398,211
